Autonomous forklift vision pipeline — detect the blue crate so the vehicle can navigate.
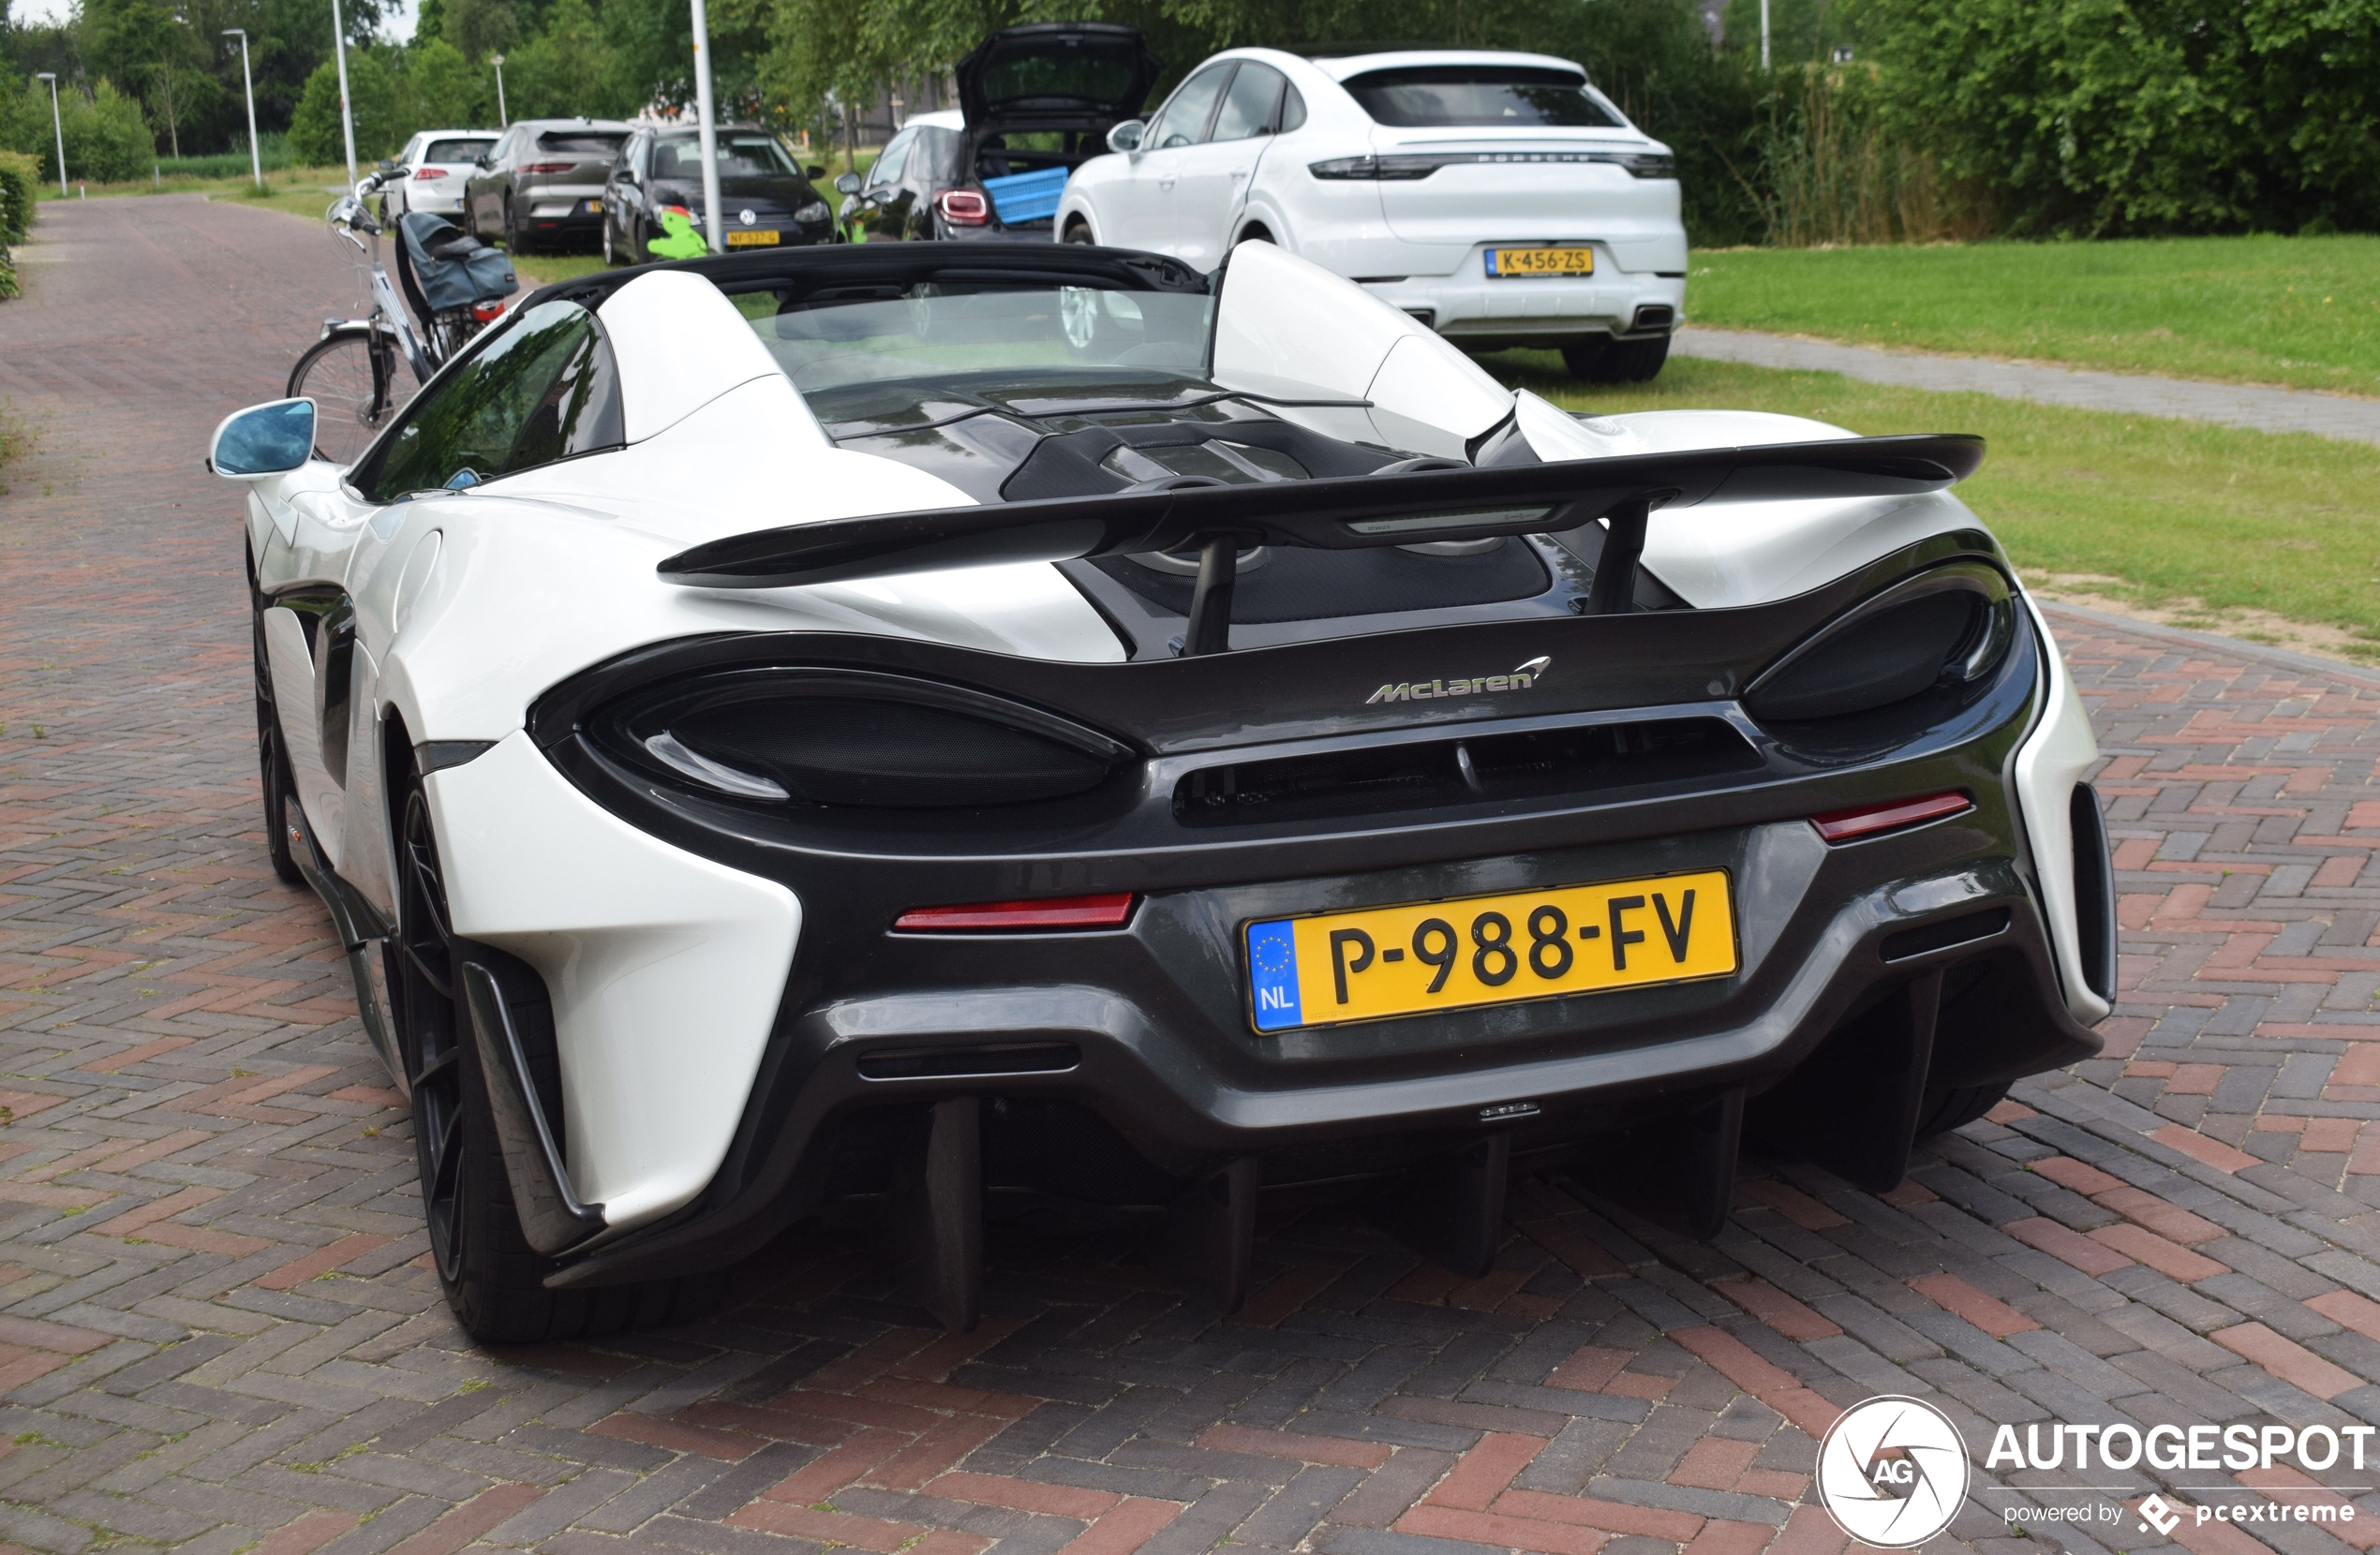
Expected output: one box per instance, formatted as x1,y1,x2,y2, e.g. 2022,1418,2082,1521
983,166,1068,225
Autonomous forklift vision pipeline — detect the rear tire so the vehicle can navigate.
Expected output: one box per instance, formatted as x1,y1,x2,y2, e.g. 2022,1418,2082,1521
253,654,304,886
503,197,528,256
1913,1082,2013,1139
288,330,409,464
1062,218,1095,244
390,760,719,1343
1565,334,1670,384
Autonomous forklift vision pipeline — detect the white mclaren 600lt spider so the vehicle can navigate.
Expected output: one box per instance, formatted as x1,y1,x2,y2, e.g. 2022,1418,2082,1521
214,239,2115,1343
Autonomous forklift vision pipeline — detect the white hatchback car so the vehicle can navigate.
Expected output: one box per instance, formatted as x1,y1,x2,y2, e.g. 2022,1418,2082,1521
1056,49,1687,382
386,128,500,219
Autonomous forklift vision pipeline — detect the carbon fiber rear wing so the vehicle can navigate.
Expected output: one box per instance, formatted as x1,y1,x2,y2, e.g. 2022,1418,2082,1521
656,434,1985,655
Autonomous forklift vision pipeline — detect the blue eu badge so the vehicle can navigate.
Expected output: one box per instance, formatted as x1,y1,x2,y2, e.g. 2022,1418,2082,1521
1246,920,1302,1031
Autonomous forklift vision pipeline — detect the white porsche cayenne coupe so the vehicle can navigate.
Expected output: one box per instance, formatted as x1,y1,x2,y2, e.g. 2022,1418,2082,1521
1055,50,1689,383
213,238,2111,1343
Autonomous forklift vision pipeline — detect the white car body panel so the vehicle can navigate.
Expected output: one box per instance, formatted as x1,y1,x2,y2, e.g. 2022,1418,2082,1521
2014,595,2111,1025
235,248,2097,1246
427,732,801,1229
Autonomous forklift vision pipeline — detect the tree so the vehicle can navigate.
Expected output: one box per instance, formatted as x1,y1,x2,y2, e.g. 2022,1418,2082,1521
442,0,520,60
288,45,403,162
500,0,633,118
405,34,491,126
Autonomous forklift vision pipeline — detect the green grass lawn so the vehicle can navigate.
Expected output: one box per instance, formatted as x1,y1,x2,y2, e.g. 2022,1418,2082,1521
1688,236,2380,396
1486,351,2380,659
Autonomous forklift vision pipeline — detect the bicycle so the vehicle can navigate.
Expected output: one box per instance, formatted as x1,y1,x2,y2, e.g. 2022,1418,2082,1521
288,169,512,464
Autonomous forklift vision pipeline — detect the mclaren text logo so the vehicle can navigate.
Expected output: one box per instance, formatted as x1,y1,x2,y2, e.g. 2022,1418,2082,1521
1817,1396,1971,1548
1367,655,1552,706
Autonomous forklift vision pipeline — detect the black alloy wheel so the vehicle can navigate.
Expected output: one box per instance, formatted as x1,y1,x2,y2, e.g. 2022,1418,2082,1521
252,619,305,887
389,759,721,1342
395,780,471,1293
503,195,527,256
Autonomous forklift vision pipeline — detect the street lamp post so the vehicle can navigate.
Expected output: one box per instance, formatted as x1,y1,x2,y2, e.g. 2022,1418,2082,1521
1760,0,1771,70
491,53,507,128
328,0,359,184
36,72,65,197
223,29,261,189
689,0,722,253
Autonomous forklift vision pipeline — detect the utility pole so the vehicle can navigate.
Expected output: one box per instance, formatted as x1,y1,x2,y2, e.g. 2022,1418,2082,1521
36,72,65,196
329,0,359,184
1760,0,1771,70
491,53,508,127
225,29,261,188
689,0,722,253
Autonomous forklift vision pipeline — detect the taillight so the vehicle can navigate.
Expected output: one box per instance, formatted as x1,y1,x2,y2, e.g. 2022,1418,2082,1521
523,161,573,174
1811,792,1972,843
936,187,990,226
893,895,1137,932
469,301,506,322
413,166,446,180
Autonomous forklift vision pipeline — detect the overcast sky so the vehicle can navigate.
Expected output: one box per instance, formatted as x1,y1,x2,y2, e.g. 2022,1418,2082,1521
11,0,421,43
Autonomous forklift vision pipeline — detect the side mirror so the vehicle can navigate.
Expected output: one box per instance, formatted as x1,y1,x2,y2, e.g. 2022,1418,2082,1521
807,163,826,180
1106,119,1145,155
478,153,496,169
377,157,397,171
210,398,317,478
617,167,638,185
833,171,863,195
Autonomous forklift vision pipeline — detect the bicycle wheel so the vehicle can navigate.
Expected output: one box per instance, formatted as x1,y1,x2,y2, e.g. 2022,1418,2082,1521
288,330,412,465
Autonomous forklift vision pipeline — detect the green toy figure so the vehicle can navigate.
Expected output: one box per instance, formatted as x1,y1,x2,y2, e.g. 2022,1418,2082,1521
647,206,708,259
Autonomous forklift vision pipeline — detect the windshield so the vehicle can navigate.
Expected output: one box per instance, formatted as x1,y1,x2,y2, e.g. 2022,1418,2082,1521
739,284,1214,393
1343,66,1624,128
424,138,493,163
656,133,800,180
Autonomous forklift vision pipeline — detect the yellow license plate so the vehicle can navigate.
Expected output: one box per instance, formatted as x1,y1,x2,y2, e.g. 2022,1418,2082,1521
725,229,781,246
1487,245,1595,277
1245,870,1734,1031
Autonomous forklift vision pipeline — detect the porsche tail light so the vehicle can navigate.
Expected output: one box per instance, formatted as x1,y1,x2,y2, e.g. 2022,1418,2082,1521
523,161,574,174
1306,150,1675,181
414,166,447,180
893,894,1136,932
1744,565,2014,724
1811,792,1972,842
598,667,1133,809
937,188,991,226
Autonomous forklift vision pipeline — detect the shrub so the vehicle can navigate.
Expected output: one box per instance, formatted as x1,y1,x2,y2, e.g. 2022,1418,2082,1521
0,150,36,244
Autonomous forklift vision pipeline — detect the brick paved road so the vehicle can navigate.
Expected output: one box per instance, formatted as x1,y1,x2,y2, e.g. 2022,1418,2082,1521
11,197,2380,1555
1674,329,2380,447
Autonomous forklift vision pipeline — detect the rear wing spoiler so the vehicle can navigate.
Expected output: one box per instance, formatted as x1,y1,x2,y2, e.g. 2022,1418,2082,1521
657,433,1985,655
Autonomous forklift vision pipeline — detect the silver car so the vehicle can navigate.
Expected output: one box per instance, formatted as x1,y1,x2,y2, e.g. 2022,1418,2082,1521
464,117,632,253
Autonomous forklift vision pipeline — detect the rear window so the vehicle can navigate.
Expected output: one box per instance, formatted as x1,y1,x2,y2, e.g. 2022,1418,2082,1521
655,134,800,179
1343,66,1623,128
538,131,627,156
731,280,1213,394
979,52,1141,106
424,138,493,162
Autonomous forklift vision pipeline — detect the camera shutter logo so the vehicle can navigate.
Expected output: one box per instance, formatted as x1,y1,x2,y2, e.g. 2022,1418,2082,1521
1817,1396,1971,1548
